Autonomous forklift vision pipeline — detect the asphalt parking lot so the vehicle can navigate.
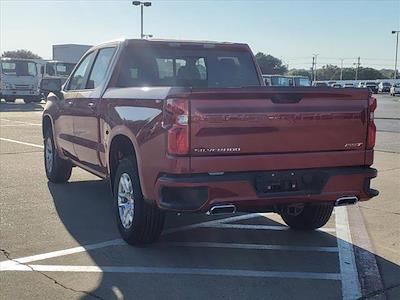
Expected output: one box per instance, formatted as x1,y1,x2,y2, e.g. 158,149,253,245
0,94,399,300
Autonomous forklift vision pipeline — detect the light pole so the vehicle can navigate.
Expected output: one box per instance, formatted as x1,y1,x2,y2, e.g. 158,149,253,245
392,30,399,79
340,58,344,80
132,1,152,39
313,54,318,81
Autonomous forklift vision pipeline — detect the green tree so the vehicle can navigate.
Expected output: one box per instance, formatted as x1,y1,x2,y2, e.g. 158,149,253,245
378,69,393,79
255,52,287,75
287,68,312,79
357,67,386,80
2,49,41,59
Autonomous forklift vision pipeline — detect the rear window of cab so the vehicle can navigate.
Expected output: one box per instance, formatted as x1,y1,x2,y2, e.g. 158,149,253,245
113,43,261,88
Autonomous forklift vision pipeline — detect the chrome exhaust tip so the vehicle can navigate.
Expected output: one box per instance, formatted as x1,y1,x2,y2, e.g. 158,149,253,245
335,196,358,207
207,204,236,215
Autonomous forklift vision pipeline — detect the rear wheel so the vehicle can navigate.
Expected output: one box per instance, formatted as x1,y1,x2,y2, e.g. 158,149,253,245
280,202,334,230
24,98,32,104
114,157,165,245
44,128,72,183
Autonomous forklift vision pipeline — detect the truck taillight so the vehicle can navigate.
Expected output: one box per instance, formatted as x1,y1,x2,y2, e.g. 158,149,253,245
367,96,377,149
164,99,189,155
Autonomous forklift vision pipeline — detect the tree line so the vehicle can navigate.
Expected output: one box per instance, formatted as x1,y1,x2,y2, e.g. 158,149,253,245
255,52,396,80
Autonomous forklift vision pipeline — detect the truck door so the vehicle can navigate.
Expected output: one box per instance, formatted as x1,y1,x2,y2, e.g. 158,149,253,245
54,52,96,160
71,47,115,174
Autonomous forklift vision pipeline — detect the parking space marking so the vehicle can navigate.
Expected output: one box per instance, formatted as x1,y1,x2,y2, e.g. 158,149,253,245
164,242,339,253
335,206,362,300
0,239,125,271
0,118,41,126
163,213,260,234
203,223,336,232
0,214,260,271
4,264,341,280
0,138,43,149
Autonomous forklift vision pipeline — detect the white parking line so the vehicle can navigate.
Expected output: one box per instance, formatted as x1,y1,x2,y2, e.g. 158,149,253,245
335,206,362,300
0,118,41,126
163,213,260,234
164,242,339,253
203,223,336,232
0,138,43,149
5,264,341,280
0,239,125,271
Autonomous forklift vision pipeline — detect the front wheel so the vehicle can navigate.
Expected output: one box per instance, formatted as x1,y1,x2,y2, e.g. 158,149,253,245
44,128,72,183
114,157,165,245
280,203,334,230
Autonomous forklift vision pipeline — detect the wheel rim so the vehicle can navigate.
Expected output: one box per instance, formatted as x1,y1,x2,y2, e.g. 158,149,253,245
45,137,53,173
118,173,135,229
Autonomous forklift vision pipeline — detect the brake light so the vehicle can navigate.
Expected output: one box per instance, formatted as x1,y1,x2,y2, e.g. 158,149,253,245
367,96,377,149
163,99,189,155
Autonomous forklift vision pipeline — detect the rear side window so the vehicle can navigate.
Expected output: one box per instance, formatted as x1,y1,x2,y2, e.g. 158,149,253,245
67,52,95,90
87,47,115,89
115,44,260,88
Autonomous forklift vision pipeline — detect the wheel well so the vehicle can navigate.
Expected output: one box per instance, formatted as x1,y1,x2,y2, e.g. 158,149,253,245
42,116,52,137
109,135,137,192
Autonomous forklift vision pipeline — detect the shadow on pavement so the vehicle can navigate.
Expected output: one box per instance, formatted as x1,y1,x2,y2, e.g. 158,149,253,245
47,180,400,300
0,101,44,112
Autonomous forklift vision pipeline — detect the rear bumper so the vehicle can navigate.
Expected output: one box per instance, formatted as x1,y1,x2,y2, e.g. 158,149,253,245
155,167,378,212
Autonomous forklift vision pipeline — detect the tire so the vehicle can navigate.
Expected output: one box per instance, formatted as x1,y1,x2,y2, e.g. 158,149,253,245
44,128,72,183
114,157,165,245
280,202,334,230
24,98,32,104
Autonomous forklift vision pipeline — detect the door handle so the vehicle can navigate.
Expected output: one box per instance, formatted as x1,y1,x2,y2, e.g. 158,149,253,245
87,102,96,110
66,100,73,106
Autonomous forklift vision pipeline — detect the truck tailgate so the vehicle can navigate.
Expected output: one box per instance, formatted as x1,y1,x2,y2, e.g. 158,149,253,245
190,88,369,156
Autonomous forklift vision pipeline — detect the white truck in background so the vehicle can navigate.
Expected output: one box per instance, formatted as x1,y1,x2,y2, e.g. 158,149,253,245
39,44,92,97
52,44,92,64
0,57,41,103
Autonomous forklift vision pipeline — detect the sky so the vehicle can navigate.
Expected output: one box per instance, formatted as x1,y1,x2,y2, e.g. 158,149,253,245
1,0,399,70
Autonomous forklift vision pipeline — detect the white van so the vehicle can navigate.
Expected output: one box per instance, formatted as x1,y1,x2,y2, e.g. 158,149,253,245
0,57,41,103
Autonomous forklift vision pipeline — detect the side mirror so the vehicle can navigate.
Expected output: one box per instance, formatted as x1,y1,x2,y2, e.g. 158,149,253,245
40,78,62,93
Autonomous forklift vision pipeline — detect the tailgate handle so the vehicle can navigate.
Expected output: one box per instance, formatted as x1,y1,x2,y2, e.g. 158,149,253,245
271,94,303,104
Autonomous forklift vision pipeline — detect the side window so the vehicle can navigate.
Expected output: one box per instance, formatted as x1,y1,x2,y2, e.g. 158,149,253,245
67,52,95,90
87,48,115,89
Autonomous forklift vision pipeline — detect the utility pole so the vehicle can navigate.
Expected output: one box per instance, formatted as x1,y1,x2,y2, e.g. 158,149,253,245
311,56,315,82
354,57,361,80
313,54,318,81
132,1,152,39
340,59,344,80
392,30,399,79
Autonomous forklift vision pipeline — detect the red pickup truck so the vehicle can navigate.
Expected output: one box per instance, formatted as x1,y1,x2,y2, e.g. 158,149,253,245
41,39,378,245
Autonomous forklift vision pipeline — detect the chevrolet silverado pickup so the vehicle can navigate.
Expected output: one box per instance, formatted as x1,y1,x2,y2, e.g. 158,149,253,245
41,39,378,245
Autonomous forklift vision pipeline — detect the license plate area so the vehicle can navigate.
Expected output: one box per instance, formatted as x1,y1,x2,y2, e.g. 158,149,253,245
255,170,327,195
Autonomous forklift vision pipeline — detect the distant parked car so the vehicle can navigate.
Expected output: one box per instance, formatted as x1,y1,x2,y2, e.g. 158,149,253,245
390,83,400,96
378,82,391,93
343,83,354,88
365,82,378,93
293,76,311,86
263,75,293,87
332,83,342,88
312,81,328,87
